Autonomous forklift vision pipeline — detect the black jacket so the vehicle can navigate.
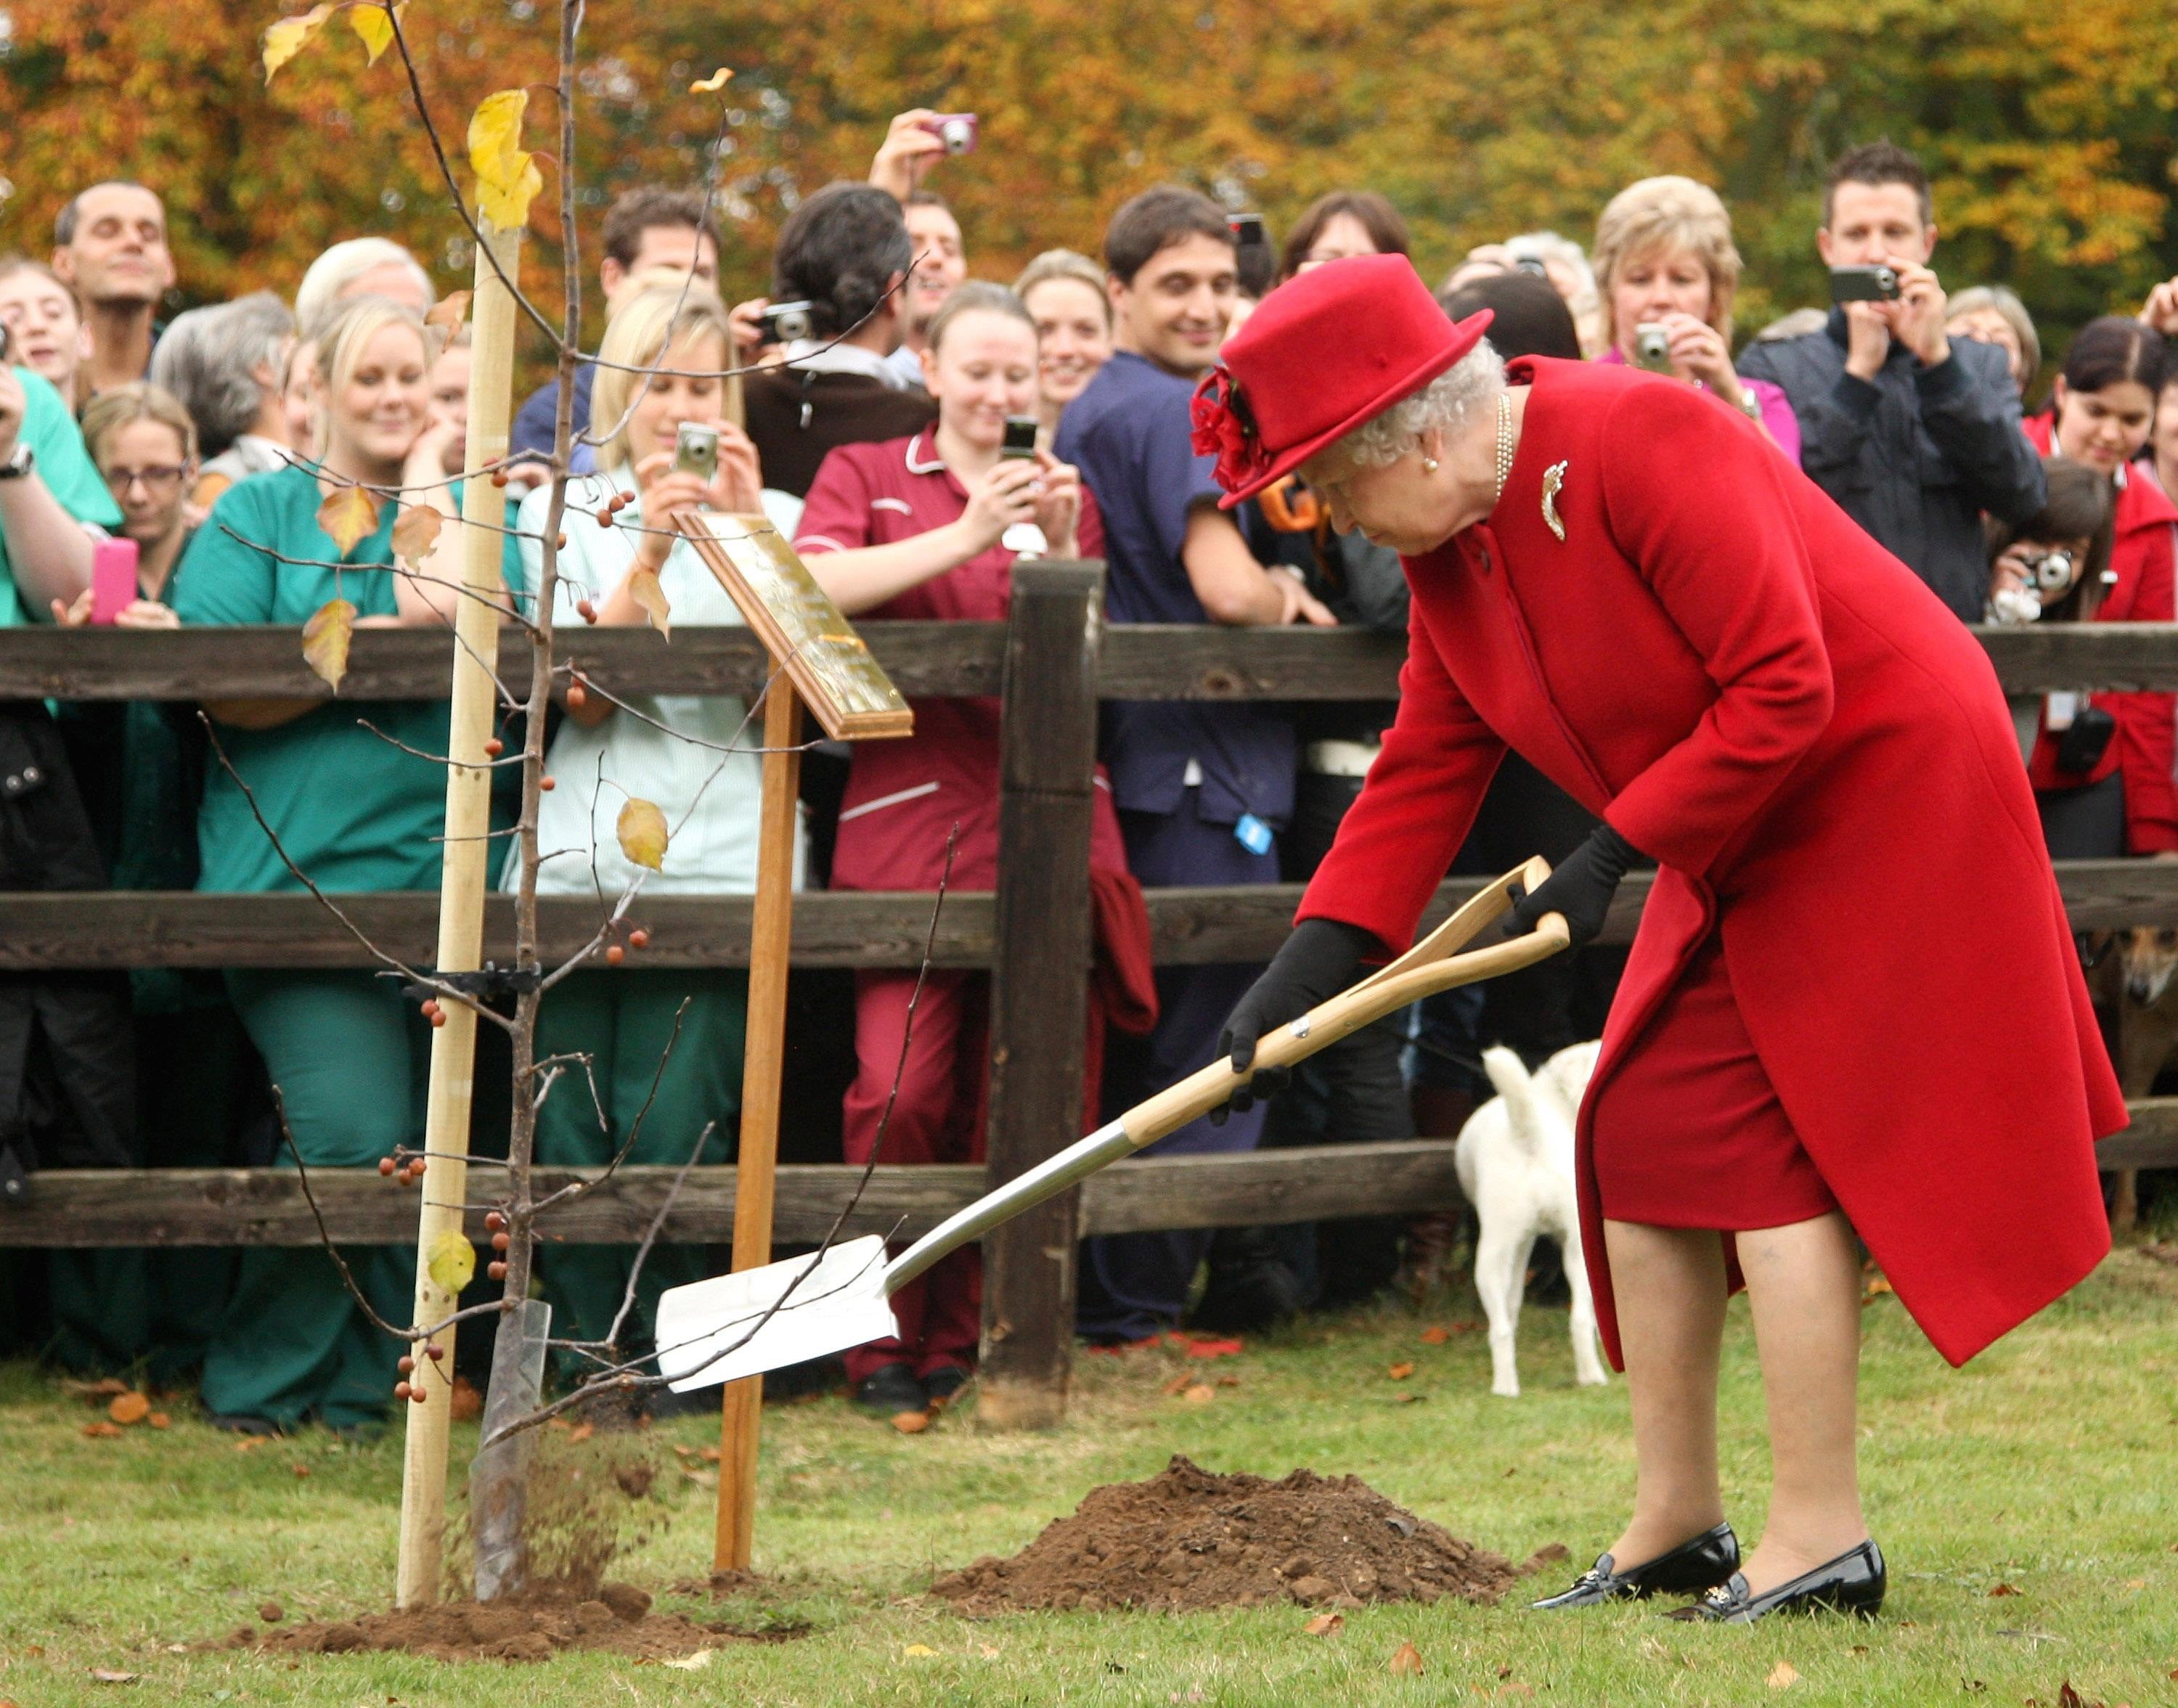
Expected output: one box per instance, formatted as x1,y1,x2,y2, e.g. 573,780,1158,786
1738,309,2045,622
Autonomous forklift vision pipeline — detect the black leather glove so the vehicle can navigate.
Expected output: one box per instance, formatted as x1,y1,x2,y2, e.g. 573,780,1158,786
1212,918,1381,1121
1504,823,1641,948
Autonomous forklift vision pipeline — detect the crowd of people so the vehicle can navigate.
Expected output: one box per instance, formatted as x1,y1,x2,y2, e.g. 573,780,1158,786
3,123,2176,1433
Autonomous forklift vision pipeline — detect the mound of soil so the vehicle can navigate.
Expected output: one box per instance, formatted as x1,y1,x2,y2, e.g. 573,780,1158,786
233,1583,778,1663
931,1455,1525,1614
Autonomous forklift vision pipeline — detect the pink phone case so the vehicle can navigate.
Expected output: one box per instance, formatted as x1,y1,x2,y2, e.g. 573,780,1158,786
91,538,139,626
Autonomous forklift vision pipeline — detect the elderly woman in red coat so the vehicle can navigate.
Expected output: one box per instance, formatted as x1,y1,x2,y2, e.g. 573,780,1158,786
1203,256,2120,1624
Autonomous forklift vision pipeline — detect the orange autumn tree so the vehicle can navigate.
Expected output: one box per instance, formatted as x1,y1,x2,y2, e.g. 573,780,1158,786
6,0,2175,360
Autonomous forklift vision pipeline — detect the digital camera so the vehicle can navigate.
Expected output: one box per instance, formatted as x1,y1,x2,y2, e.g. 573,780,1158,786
1633,322,1674,374
923,113,979,155
673,422,719,485
1000,417,1040,461
1830,264,1901,303
2018,548,2076,592
756,300,815,345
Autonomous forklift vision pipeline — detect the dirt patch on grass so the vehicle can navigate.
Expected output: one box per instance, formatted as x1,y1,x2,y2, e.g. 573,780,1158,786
931,1454,1535,1614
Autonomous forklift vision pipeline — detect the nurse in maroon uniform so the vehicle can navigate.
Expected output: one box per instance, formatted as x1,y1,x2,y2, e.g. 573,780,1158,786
1204,257,2120,1623
798,282,1149,1420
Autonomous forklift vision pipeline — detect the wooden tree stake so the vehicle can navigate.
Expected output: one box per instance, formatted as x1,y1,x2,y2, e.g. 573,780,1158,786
394,221,521,1609
714,674,802,1572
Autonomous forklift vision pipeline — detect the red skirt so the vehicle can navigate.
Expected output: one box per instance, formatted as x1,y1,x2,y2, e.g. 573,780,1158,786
1591,933,1838,1229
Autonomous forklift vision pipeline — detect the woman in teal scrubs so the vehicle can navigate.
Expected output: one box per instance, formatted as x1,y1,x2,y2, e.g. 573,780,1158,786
174,295,504,1433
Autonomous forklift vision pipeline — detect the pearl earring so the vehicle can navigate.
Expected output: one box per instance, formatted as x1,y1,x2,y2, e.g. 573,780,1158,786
1422,457,1440,473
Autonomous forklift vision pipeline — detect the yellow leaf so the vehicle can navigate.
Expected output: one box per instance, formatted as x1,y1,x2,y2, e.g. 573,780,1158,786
468,89,544,232
616,798,669,872
1766,1659,1802,1690
425,290,473,334
425,1227,475,1296
1388,1639,1424,1676
262,2,335,81
663,1649,714,1671
1181,1382,1215,1405
301,598,356,692
628,566,672,637
317,483,380,556
901,1644,939,1658
348,0,407,65
391,504,444,568
689,67,733,93
1387,1361,1415,1380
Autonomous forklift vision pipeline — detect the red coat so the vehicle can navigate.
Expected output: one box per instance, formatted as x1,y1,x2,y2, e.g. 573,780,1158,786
1301,359,2121,1370
2019,414,2178,851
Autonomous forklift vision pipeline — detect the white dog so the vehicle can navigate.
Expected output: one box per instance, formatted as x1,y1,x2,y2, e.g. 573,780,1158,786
1454,1041,1609,1397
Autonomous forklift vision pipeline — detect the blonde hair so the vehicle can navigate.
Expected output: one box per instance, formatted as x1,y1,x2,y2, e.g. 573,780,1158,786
1013,249,1111,327
310,295,431,450
587,284,733,475
81,382,198,465
1592,176,1744,346
294,237,432,338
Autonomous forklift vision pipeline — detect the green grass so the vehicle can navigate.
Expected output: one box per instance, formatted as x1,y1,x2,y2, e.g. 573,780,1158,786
6,1246,2178,1707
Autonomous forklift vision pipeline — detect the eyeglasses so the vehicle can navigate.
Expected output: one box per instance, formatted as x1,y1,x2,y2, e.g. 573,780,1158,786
103,465,189,496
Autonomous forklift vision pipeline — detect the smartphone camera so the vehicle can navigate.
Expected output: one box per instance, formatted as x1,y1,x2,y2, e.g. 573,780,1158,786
756,300,815,346
924,113,979,155
1829,264,1901,303
1633,322,1675,374
1228,213,1268,248
1000,417,1041,461
673,422,720,486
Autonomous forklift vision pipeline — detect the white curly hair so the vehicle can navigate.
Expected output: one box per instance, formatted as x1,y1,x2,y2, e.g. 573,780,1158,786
1320,338,1507,473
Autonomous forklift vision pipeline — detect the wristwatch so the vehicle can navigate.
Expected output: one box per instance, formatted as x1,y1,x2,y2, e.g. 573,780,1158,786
0,444,33,481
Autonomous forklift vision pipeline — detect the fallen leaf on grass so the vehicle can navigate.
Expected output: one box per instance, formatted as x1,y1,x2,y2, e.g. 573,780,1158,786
1183,1336,1242,1359
1180,1384,1215,1405
1989,1582,2021,1597
663,1648,714,1670
890,1410,931,1434
566,1421,595,1444
107,1392,150,1425
2124,1577,2148,1590
1388,1639,1424,1676
902,1644,940,1658
290,1463,311,1479
1766,1659,1801,1689
89,1670,139,1684
1419,1325,1450,1345
1162,1373,1193,1396
699,1445,720,1463
1386,1392,1421,1405
1387,1362,1415,1381
681,1469,717,1488
232,1437,265,1452
1215,1375,1240,1387
1303,1613,1344,1637
147,1412,171,1430
81,1421,123,1439
68,1376,129,1401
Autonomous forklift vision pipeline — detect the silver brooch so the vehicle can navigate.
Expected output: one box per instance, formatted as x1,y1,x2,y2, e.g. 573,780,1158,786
1541,461,1568,542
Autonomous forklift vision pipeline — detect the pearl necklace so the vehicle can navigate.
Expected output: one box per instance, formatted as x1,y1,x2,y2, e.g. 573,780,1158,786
1492,391,1514,508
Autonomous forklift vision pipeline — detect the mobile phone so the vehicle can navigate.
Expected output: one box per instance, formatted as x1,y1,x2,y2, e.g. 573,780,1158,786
673,422,719,486
1830,264,1901,303
921,113,979,155
91,537,139,625
1229,213,1268,248
756,300,815,345
1000,417,1041,460
1632,322,1675,375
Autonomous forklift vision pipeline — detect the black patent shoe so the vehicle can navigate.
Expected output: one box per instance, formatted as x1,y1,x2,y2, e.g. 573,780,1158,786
1669,1538,1886,1623
1530,1523,1740,1610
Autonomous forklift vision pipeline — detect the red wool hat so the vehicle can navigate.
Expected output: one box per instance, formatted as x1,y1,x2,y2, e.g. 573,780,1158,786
1191,253,1493,508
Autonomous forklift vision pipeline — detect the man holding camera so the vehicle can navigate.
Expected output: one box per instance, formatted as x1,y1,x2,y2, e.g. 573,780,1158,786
867,113,974,392
1739,141,2045,623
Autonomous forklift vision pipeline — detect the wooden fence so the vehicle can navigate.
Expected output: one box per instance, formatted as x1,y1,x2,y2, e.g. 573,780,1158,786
6,595,2178,1418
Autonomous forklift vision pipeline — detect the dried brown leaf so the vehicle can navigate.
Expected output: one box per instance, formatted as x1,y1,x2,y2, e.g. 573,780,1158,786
1303,1613,1345,1637
616,797,669,872
107,1392,150,1425
391,503,443,568
1989,1582,2021,1597
81,1421,123,1439
1766,1659,1801,1690
1181,1383,1215,1405
301,597,356,692
1419,1325,1450,1345
1388,1639,1424,1676
425,290,473,334
316,483,380,556
628,565,671,637
566,1421,595,1444
890,1410,931,1434
147,1412,171,1430
1387,1362,1415,1381
89,1670,139,1684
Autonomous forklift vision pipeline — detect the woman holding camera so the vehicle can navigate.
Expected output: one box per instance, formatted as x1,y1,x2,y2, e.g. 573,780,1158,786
174,295,497,1432
2016,319,2178,858
510,283,781,1387
1591,177,1798,459
795,282,1152,1419
1203,257,2118,1622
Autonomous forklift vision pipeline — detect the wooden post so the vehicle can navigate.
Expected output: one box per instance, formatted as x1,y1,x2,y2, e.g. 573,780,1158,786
976,563,1105,1429
394,223,521,1607
714,674,802,1572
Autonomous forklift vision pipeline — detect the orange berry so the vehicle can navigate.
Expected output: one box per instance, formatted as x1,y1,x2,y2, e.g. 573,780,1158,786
409,1159,427,1177
409,1385,429,1405
490,469,508,488
484,737,504,758
393,1381,413,1401
628,928,650,949
566,684,587,709
425,1344,445,1361
555,534,568,550
378,1157,396,1177
428,1007,448,1028
398,1354,415,1374
539,775,556,792
489,1261,507,1280
596,507,615,528
576,598,597,623
484,1209,505,1231
605,944,626,967
491,1231,510,1252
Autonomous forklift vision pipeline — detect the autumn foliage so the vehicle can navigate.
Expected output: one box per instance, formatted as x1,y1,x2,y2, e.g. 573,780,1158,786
4,1,2177,359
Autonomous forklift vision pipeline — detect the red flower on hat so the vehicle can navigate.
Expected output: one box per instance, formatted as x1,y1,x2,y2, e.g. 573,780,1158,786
1190,365,1273,493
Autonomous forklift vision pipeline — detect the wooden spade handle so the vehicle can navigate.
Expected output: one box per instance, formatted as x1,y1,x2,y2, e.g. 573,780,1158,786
1117,887,1569,1151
